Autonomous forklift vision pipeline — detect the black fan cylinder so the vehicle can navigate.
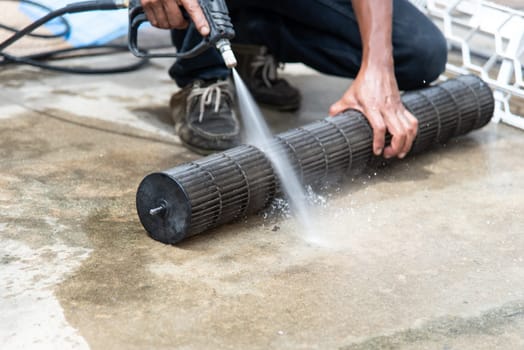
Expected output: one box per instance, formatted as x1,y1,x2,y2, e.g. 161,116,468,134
136,75,494,244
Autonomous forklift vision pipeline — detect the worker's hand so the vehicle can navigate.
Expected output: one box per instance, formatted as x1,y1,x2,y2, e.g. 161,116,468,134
329,66,418,159
140,0,210,36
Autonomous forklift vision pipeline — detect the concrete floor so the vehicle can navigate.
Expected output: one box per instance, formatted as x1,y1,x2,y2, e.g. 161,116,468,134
1,53,524,350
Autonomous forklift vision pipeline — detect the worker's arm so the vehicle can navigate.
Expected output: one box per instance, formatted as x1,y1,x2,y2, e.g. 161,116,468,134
329,0,418,159
140,0,210,35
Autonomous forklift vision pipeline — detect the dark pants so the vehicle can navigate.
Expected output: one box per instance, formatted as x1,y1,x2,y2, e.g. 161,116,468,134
169,0,447,91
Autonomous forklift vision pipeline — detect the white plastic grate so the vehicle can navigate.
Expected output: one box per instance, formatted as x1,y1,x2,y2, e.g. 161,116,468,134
411,0,524,130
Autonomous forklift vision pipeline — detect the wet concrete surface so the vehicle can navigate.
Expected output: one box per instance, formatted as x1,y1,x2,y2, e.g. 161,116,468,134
1,56,524,350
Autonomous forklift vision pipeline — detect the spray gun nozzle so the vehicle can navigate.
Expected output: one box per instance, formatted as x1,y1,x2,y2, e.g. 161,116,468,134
216,39,237,68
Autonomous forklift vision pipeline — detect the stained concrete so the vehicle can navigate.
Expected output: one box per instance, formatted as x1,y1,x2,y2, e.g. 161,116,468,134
1,51,524,350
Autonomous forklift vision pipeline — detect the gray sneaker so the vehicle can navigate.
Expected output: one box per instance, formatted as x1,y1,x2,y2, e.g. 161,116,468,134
170,79,241,155
234,44,301,111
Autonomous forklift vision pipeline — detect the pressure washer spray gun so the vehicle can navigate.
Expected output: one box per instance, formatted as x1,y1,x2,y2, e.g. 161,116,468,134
127,0,237,68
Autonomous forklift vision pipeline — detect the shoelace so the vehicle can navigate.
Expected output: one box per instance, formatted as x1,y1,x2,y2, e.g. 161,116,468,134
250,51,281,88
187,80,232,123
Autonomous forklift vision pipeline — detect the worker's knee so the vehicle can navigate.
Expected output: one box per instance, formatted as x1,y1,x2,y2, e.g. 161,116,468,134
396,29,448,91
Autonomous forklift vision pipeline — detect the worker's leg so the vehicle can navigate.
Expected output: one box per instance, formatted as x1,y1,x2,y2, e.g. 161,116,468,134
227,0,447,90
166,1,302,155
168,27,230,87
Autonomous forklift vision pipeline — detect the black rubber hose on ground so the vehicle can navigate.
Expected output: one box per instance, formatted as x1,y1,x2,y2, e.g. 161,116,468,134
0,0,149,74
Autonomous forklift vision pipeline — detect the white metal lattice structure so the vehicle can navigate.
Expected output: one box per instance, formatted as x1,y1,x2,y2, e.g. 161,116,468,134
415,0,524,130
